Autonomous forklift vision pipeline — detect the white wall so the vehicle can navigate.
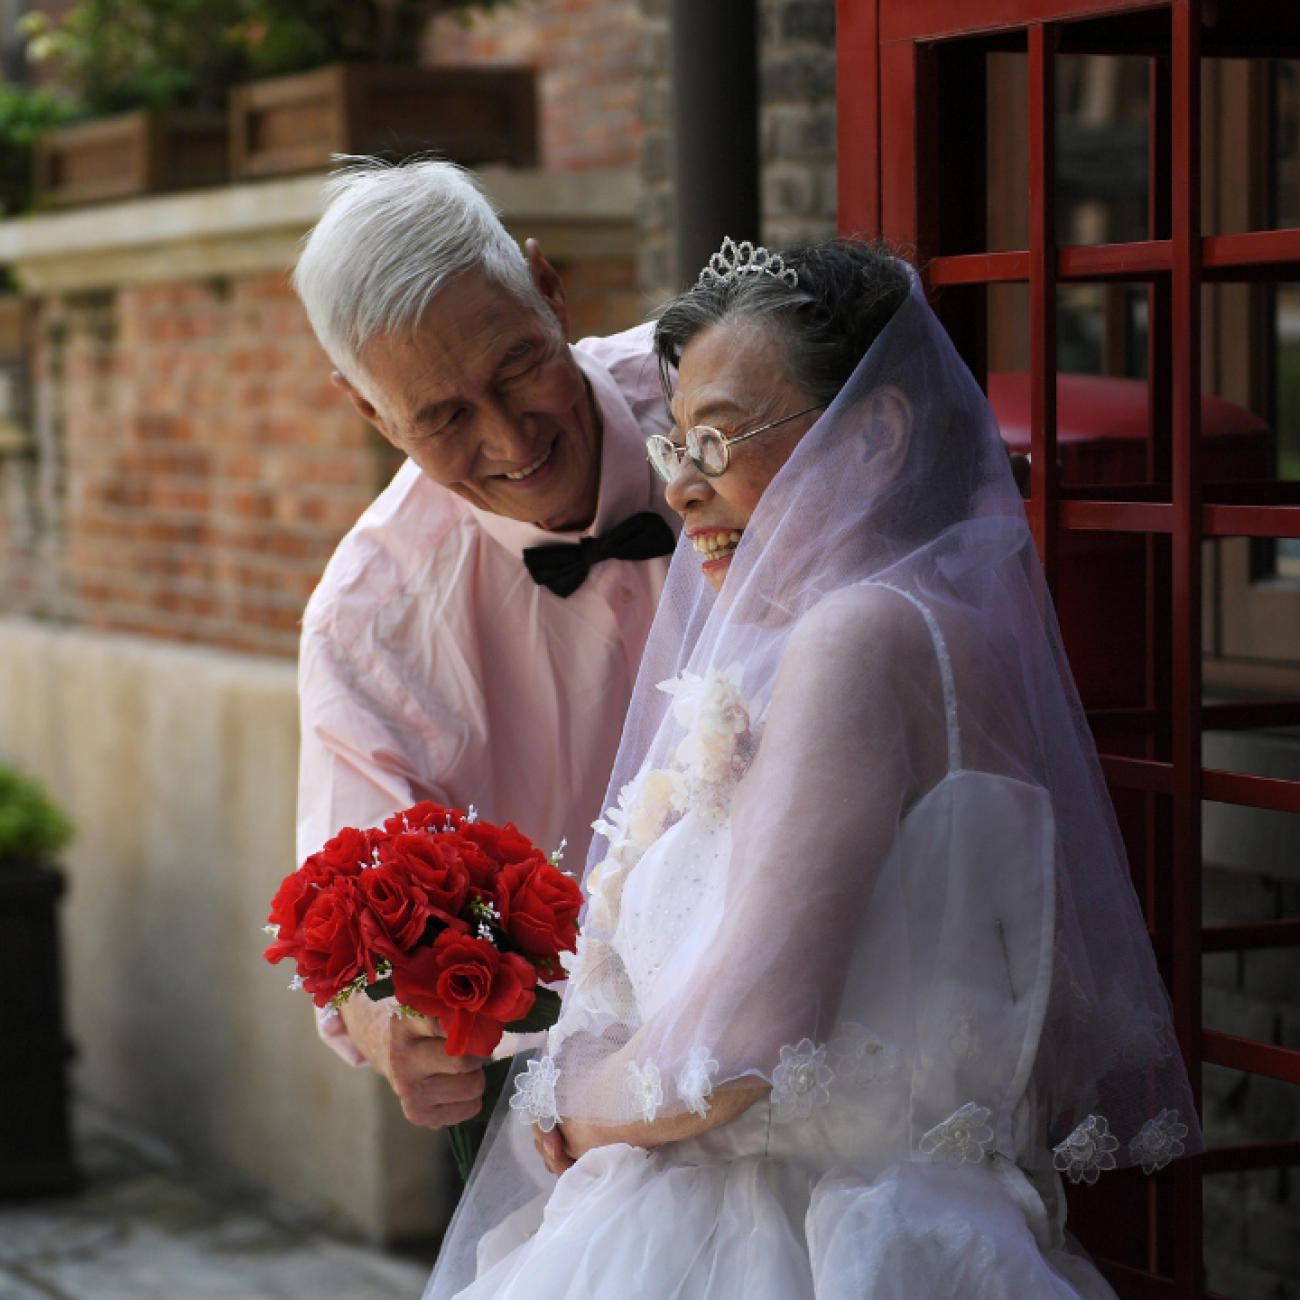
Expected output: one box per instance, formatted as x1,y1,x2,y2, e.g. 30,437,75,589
0,616,455,1242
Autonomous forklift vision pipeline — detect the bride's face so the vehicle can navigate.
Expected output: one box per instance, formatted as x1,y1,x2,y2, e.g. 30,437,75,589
665,319,821,592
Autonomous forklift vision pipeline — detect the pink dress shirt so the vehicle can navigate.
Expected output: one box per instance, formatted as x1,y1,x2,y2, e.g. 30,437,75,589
296,326,676,1063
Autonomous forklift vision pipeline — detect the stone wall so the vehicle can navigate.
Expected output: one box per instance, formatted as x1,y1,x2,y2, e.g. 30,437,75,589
0,617,457,1243
638,0,838,304
1200,729,1300,1300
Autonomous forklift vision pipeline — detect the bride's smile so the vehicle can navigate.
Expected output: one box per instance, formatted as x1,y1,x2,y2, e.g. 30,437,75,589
658,318,823,592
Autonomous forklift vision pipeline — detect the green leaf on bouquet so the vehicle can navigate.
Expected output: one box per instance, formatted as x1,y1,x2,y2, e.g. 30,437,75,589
504,985,562,1034
364,977,395,1001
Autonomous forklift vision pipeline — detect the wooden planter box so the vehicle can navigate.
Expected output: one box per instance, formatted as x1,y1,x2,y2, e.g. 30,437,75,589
0,862,77,1198
36,111,229,209
230,63,538,180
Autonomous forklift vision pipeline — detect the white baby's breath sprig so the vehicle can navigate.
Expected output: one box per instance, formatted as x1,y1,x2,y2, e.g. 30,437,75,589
549,838,568,867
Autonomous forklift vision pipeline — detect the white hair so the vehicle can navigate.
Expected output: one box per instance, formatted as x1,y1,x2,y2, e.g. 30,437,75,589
292,157,548,388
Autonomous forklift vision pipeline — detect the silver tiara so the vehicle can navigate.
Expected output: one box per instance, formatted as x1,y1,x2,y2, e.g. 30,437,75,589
697,237,799,288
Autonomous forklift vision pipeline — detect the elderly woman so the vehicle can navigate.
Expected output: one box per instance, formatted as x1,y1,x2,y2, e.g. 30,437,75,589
424,240,1201,1300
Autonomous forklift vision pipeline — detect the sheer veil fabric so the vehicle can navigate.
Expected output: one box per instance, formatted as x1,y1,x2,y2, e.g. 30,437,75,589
425,270,1201,1299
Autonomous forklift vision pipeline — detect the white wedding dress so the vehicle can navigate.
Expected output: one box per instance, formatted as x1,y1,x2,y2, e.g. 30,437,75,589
450,589,1121,1300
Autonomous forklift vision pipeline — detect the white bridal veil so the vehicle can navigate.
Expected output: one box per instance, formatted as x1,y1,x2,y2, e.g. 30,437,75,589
426,267,1201,1299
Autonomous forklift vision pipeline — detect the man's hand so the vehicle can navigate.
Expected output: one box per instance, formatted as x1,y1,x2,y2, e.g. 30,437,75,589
340,994,485,1129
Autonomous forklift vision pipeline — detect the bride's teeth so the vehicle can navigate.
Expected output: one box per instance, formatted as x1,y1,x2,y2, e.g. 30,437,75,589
692,531,743,557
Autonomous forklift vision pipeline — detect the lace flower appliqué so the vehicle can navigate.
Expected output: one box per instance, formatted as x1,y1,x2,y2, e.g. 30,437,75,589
677,1045,720,1117
1129,1109,1188,1175
510,1056,561,1133
919,1102,994,1168
772,1039,834,1121
1052,1115,1119,1185
829,1023,898,1085
625,1061,663,1123
657,663,760,820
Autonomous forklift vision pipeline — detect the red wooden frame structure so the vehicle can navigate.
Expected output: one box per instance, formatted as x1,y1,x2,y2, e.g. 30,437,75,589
837,2,1300,1297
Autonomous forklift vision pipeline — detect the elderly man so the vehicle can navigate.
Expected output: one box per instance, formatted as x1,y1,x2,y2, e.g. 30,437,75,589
292,160,676,1129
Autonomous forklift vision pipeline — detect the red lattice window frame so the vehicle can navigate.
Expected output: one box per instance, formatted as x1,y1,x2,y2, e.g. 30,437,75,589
837,3,1300,1297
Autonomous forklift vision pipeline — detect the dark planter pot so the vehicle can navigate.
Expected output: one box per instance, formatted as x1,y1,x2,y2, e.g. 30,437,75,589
35,110,229,209
229,62,538,181
0,861,78,1198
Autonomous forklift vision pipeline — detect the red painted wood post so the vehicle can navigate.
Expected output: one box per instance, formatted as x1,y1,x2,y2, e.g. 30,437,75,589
1168,4,1204,1294
1029,23,1060,588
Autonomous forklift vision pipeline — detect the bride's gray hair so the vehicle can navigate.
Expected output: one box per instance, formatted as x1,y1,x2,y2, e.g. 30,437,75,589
654,239,911,404
293,157,549,392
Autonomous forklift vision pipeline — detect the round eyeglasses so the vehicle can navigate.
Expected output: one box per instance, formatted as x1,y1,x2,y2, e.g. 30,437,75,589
646,402,826,483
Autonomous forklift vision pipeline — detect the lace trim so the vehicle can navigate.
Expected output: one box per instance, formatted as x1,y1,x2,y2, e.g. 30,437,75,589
510,1056,561,1133
625,1061,663,1123
829,1022,898,1085
1052,1114,1119,1185
772,1038,834,1121
677,1045,720,1117
919,1102,994,1168
1129,1109,1188,1175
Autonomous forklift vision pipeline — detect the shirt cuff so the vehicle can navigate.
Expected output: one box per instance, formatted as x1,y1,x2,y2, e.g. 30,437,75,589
316,1004,372,1069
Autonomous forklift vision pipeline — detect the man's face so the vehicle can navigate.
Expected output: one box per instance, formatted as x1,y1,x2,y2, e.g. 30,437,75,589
342,252,602,532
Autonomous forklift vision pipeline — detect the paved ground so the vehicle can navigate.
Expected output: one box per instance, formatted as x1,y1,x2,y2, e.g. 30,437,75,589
0,1126,432,1300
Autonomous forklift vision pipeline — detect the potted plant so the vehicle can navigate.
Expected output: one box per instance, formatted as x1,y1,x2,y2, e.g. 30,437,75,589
0,761,77,1197
227,0,538,180
22,0,269,206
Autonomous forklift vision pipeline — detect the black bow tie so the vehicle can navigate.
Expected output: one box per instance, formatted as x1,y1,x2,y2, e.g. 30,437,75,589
523,511,677,598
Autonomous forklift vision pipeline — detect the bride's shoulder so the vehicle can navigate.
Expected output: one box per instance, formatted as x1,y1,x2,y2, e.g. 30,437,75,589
786,582,935,666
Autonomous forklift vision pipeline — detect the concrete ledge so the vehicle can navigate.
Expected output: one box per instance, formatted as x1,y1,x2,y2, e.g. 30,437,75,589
0,168,640,293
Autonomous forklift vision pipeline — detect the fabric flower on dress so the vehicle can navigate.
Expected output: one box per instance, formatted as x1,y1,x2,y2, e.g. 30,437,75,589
510,1056,561,1133
625,1061,664,1123
1129,1109,1188,1175
1052,1115,1119,1185
772,1039,834,1121
627,768,688,850
919,1102,994,1168
829,1023,898,1085
676,1045,720,1117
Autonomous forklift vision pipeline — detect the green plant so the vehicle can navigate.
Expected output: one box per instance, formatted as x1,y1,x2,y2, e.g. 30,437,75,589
21,0,518,117
0,762,74,866
0,85,82,216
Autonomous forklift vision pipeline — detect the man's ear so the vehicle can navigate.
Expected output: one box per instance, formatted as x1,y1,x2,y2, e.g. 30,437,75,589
332,371,398,445
862,387,913,489
525,238,570,340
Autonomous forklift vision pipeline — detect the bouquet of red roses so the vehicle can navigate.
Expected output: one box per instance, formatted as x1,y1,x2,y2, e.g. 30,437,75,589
263,801,581,1061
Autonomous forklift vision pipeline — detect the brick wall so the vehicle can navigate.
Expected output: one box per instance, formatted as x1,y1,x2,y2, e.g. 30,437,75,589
427,0,643,172
2,275,388,658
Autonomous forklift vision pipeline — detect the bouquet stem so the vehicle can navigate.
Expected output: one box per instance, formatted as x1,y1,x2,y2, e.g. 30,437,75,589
447,1056,514,1183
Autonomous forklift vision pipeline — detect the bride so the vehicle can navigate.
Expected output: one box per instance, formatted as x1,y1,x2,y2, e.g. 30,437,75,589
424,239,1201,1299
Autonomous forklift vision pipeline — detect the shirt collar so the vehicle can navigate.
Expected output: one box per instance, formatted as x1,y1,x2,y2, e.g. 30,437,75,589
471,344,668,559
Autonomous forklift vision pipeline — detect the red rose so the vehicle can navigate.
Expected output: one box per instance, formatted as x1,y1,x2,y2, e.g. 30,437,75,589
501,859,583,976
263,860,331,963
383,801,465,835
378,834,472,929
296,880,371,1006
460,821,542,869
391,931,536,1057
356,866,433,964
315,825,383,875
